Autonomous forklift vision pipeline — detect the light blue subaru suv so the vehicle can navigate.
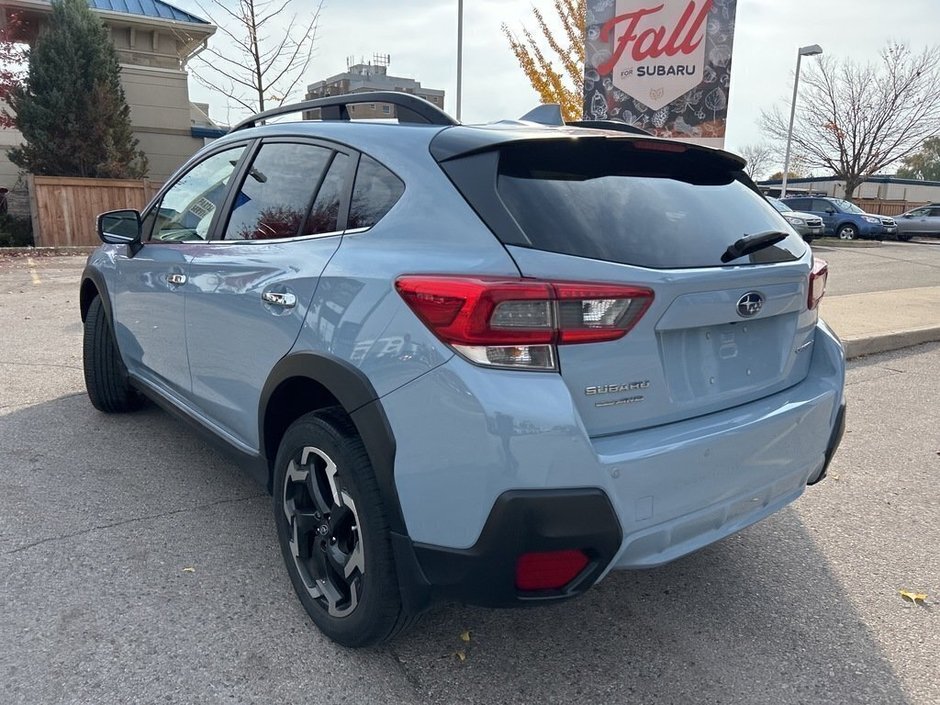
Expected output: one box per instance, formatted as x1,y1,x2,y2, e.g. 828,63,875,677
81,93,846,647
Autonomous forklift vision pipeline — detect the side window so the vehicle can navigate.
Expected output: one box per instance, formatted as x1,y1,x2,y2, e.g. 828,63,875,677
347,155,405,230
151,146,246,242
304,152,349,236
929,208,940,217
813,199,834,212
224,143,332,240
787,198,809,211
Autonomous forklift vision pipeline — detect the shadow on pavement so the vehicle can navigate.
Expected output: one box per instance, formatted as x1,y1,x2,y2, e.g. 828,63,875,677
0,393,910,705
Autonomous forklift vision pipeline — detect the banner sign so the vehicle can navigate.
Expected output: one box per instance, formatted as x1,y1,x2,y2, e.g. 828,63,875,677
583,0,737,148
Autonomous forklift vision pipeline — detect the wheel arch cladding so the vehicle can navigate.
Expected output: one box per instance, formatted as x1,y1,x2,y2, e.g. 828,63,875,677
80,268,113,323
259,352,405,534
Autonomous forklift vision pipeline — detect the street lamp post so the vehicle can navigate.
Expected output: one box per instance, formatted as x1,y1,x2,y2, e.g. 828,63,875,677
456,0,463,121
781,44,823,199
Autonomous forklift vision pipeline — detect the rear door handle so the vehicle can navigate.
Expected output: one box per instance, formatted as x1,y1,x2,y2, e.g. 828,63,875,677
166,273,187,286
261,291,297,308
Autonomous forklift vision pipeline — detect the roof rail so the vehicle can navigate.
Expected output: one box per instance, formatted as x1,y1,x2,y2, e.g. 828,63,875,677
231,91,458,132
566,120,652,136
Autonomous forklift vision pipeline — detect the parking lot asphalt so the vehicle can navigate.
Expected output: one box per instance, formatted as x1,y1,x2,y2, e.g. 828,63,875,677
1,254,938,704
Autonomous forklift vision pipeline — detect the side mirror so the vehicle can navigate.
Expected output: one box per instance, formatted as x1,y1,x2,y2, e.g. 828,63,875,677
902,214,913,219
825,208,836,215
98,209,142,255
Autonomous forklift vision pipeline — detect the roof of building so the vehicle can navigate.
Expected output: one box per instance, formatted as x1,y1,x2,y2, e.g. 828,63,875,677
88,0,209,24
758,174,940,188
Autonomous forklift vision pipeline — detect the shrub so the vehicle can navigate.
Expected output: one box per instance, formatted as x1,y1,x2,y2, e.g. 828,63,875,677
0,213,34,247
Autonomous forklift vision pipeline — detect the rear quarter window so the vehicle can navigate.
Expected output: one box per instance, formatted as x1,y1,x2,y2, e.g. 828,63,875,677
347,155,404,229
491,140,805,269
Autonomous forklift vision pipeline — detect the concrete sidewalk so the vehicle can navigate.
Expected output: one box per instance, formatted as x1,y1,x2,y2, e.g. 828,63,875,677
820,286,940,359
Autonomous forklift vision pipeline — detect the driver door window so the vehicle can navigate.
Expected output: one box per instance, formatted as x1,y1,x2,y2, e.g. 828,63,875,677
150,146,247,242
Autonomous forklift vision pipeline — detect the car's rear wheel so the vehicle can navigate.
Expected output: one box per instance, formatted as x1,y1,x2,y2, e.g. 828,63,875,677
837,224,858,240
273,409,411,647
83,296,141,413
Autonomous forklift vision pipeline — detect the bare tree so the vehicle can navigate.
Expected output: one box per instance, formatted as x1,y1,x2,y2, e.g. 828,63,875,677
761,43,940,199
188,0,322,117
738,143,773,180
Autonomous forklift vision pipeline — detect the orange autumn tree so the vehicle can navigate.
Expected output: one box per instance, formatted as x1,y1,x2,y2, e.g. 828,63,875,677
502,0,585,122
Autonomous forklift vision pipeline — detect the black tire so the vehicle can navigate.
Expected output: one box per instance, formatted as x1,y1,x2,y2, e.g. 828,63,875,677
897,233,913,242
83,296,142,413
837,223,858,240
273,409,412,647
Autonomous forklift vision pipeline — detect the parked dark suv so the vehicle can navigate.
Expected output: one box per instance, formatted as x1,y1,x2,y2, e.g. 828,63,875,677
782,196,896,240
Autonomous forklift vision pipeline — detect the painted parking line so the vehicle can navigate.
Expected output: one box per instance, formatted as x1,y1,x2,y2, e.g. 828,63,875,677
27,257,41,285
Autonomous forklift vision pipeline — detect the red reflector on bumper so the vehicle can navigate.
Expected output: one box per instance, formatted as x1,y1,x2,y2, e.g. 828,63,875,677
515,549,589,591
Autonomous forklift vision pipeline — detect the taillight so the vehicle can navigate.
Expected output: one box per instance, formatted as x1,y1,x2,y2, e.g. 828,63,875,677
808,258,828,310
395,275,654,370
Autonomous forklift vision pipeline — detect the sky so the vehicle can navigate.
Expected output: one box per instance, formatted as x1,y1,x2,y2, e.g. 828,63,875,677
176,0,940,165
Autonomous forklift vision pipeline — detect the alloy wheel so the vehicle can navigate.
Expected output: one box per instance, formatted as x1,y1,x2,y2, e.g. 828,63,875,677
282,446,365,617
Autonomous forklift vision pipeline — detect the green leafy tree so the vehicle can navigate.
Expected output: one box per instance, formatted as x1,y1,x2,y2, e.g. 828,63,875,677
896,137,940,181
7,0,147,178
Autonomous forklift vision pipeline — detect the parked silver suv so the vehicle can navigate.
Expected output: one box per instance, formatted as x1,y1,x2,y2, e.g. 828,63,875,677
896,204,940,240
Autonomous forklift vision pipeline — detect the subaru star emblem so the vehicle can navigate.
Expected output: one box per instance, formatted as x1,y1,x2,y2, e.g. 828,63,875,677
736,292,764,318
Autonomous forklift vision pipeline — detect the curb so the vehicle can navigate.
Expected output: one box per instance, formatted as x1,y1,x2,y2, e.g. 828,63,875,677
844,326,940,360
811,239,882,249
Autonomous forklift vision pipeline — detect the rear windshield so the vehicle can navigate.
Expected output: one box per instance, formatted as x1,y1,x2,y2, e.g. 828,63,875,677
492,140,805,269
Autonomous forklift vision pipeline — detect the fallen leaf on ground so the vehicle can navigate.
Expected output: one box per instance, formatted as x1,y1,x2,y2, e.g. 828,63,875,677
898,589,928,605
454,650,466,662
459,630,471,642
182,566,196,573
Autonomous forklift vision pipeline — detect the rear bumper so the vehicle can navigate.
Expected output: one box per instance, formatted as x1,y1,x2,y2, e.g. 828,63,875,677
382,322,845,607
397,489,622,608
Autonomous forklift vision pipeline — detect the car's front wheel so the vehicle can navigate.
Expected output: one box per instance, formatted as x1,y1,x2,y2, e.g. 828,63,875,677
837,224,858,240
83,296,142,413
273,409,410,647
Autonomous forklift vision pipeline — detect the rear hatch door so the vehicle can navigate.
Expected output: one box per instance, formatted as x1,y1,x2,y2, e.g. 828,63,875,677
438,133,817,436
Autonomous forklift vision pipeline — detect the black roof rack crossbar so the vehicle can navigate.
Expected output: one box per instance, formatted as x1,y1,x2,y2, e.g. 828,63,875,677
566,120,652,136
231,91,458,132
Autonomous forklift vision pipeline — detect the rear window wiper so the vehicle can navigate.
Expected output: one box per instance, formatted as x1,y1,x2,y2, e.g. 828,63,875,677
721,230,789,263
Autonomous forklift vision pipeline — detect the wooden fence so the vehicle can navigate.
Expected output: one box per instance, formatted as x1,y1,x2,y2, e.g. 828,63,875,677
28,175,162,247
854,199,922,217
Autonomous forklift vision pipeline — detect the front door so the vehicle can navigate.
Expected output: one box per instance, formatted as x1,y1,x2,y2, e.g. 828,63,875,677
112,144,248,398
185,141,356,450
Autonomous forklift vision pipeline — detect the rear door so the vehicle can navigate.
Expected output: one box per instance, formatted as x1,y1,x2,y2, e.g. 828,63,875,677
183,139,356,449
441,137,814,436
928,207,940,235
809,199,837,233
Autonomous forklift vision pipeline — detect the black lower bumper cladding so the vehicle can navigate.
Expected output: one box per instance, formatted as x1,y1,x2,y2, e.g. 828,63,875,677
810,400,847,485
392,488,623,610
